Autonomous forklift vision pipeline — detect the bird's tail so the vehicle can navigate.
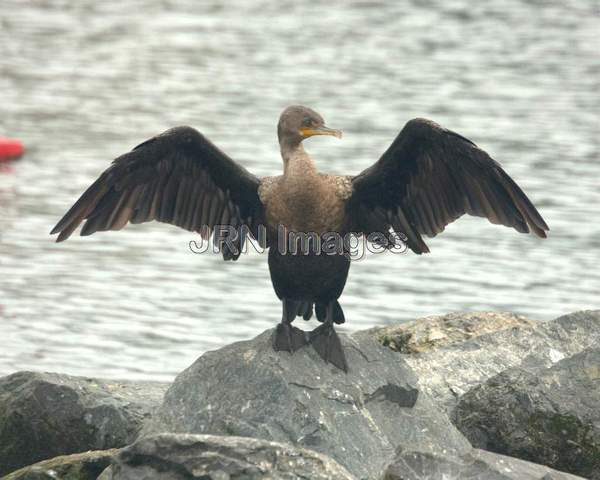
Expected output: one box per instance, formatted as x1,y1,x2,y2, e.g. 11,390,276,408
283,299,313,322
316,300,345,324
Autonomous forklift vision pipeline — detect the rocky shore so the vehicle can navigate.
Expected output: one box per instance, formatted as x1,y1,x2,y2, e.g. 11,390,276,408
1,310,598,479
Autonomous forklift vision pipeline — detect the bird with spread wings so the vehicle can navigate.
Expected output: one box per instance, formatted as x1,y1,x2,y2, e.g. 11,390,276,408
52,105,548,371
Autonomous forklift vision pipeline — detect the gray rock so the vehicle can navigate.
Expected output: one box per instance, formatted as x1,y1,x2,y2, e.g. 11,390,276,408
383,447,585,480
143,328,471,479
0,371,168,476
453,347,600,479
102,433,355,480
2,449,117,480
373,310,600,413
376,311,534,354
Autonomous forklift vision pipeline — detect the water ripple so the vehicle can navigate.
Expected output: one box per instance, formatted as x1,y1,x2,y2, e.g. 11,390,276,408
1,0,598,381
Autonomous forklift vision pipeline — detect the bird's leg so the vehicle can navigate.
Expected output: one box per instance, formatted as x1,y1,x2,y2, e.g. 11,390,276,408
272,299,308,353
309,302,348,372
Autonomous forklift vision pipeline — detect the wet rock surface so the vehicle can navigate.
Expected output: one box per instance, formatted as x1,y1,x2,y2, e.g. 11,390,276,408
383,447,585,480
2,450,117,480
373,310,600,413
0,371,168,476
453,347,600,480
99,433,355,480
143,328,471,479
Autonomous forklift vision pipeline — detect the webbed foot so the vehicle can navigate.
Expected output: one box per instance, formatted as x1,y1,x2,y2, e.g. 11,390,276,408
309,322,348,372
272,322,308,353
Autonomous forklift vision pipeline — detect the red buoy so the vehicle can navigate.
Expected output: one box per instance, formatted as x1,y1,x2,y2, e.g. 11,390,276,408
0,137,24,161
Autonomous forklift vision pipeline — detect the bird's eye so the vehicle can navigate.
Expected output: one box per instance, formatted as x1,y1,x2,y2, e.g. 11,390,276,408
302,117,312,127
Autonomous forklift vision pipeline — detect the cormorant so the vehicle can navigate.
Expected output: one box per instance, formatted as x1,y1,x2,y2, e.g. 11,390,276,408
51,105,548,371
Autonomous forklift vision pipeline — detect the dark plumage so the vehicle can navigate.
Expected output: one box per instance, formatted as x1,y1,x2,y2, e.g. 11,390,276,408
51,106,548,371
348,119,548,254
51,126,264,257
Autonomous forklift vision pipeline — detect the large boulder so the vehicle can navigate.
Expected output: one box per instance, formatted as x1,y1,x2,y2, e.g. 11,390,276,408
453,347,600,479
377,311,534,354
2,450,117,480
100,433,355,480
373,310,600,413
383,447,585,480
0,371,168,476
143,328,471,479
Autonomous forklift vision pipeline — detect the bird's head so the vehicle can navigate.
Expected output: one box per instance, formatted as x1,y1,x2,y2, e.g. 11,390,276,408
277,105,342,148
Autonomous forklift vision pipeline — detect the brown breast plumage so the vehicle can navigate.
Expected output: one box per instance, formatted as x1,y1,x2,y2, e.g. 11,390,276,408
258,174,352,234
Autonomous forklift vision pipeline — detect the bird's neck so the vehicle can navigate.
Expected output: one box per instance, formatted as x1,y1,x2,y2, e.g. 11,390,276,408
280,142,318,178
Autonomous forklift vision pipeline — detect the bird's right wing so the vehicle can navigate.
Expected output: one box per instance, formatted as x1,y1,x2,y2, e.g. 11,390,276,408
51,126,264,259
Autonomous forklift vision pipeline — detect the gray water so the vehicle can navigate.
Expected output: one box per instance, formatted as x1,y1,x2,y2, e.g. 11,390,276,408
0,0,598,381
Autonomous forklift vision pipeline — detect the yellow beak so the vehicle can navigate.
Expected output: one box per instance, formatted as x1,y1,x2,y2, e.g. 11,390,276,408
299,125,343,139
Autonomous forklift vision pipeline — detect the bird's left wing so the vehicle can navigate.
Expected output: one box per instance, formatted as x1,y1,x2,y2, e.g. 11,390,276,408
51,126,263,258
346,118,548,254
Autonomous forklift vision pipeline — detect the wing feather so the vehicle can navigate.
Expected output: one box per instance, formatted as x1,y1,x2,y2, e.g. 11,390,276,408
51,126,263,261
347,118,548,254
